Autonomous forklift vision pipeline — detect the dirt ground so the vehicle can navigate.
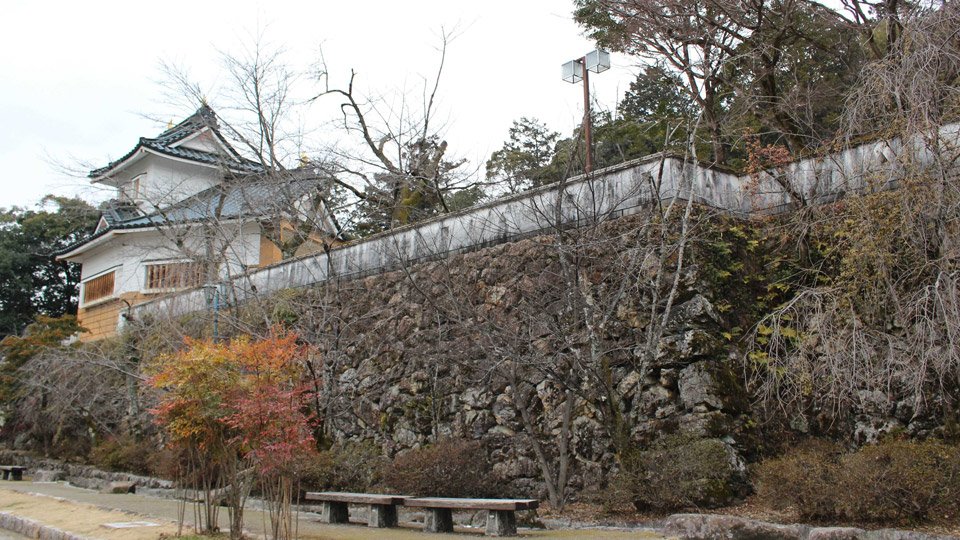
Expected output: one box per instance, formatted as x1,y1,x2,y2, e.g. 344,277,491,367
0,486,668,540
0,489,181,539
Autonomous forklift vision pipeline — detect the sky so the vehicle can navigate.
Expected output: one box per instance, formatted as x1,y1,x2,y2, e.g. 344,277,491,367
0,1,641,210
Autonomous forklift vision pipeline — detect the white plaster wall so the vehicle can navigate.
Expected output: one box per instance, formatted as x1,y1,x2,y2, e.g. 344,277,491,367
135,154,751,318
77,239,147,305
132,123,960,321
176,131,222,154
218,221,263,277
137,154,221,210
78,220,263,308
96,152,220,207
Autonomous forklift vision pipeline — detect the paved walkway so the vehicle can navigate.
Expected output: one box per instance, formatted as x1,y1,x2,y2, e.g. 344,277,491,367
0,479,667,539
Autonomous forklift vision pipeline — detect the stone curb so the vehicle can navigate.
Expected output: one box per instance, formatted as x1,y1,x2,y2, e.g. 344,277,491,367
664,513,960,540
0,511,92,540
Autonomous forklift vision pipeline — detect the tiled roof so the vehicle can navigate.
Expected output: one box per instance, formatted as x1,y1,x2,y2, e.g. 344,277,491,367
119,175,324,227
57,171,339,257
88,105,264,178
100,201,142,226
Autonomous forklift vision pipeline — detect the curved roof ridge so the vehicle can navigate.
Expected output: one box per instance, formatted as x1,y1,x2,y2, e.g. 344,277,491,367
88,105,261,179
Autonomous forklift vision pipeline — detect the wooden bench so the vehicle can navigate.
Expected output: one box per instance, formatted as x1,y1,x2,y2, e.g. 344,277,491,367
0,466,26,481
404,497,539,536
305,492,408,528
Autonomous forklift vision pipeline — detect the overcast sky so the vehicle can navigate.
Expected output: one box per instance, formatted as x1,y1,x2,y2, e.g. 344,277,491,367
1,1,640,210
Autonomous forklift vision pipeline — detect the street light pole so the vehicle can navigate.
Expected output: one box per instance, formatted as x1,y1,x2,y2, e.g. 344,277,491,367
563,49,610,175
581,59,592,174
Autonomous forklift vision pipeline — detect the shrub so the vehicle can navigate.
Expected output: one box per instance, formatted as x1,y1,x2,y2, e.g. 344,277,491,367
90,435,157,475
613,435,748,511
754,438,960,524
301,441,387,493
839,439,960,522
381,438,494,497
146,445,187,481
754,439,844,519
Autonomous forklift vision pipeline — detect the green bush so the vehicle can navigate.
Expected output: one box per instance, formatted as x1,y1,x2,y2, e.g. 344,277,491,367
755,438,960,524
612,435,748,511
90,435,157,475
301,441,387,493
381,438,494,497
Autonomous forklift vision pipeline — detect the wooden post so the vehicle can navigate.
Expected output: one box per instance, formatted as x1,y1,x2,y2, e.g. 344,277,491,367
582,57,593,174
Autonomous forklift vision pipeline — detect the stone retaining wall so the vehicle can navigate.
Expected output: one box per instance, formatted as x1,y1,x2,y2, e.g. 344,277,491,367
0,512,90,540
0,451,171,491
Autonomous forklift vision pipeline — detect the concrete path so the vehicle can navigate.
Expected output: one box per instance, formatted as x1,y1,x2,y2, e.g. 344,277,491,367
0,479,667,539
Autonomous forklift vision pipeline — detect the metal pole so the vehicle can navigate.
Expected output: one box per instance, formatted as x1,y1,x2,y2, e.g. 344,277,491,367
582,57,592,174
212,285,220,341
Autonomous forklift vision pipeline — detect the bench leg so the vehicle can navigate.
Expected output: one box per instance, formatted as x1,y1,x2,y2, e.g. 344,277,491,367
1,471,8,481
486,510,517,536
10,470,22,481
368,503,398,528
423,508,453,533
320,501,349,524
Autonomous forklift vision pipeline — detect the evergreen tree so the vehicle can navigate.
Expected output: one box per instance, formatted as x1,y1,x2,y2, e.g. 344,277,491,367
0,196,98,337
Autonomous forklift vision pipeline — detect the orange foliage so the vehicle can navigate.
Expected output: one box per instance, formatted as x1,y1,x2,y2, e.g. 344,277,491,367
147,328,317,471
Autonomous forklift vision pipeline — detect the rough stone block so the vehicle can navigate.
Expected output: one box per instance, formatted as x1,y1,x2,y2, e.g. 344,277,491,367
321,501,349,524
423,508,453,533
663,513,807,540
865,530,956,540
807,527,867,539
368,503,398,528
33,470,65,483
486,509,517,536
668,294,721,330
103,481,136,494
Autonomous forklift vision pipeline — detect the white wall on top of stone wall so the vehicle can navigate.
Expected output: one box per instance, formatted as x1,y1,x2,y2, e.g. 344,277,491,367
131,124,959,321
132,154,741,319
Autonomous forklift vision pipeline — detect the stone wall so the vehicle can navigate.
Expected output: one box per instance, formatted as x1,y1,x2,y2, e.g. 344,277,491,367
125,125,960,500
0,450,172,490
269,212,752,499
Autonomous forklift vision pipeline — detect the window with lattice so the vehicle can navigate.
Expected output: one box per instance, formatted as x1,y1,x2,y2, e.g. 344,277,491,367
145,262,203,290
82,271,115,304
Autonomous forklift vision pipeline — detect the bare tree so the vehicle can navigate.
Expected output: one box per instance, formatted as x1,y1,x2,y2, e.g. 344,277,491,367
744,2,960,436
576,0,747,163
313,30,476,233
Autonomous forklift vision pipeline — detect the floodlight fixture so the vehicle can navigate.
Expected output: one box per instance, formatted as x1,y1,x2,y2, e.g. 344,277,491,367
562,59,584,84
584,49,611,73
561,48,612,173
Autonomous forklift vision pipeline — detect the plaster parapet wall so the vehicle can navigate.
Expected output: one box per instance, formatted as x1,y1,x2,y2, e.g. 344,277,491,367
131,124,959,321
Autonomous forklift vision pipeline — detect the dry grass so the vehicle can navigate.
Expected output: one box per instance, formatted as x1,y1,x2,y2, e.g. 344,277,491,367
0,487,667,540
0,489,180,539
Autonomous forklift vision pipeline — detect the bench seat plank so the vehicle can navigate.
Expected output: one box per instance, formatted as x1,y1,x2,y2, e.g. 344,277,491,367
405,497,539,511
305,492,407,505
